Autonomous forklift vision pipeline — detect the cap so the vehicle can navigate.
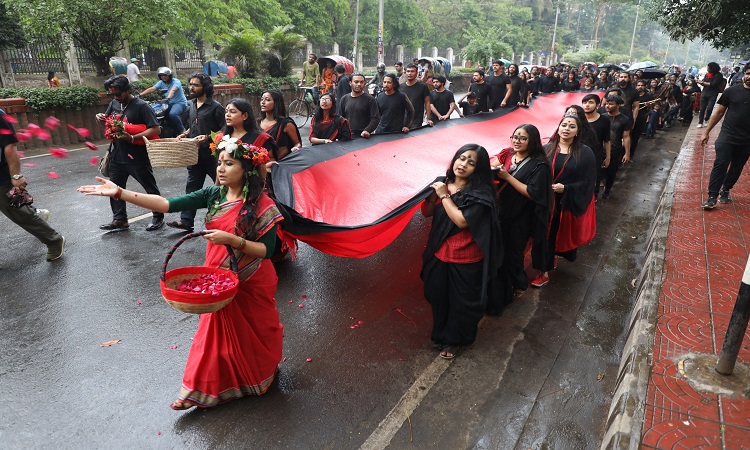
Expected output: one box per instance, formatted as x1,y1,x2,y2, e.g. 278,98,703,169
131,58,138,62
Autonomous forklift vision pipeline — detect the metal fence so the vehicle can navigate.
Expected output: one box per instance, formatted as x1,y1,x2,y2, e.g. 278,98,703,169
6,44,66,74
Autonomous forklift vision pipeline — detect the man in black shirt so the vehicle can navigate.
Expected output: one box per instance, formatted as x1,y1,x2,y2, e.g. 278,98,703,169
168,73,225,231
402,63,433,130
338,73,380,138
0,109,65,261
537,66,560,94
602,94,632,199
429,75,458,121
95,76,164,230
617,71,640,122
700,64,750,209
506,64,525,106
487,59,511,109
469,70,493,112
335,64,351,100
457,92,480,117
630,79,653,160
375,74,414,134
582,94,611,197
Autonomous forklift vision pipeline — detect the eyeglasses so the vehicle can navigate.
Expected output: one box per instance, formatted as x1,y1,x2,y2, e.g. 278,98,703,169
510,135,529,142
320,97,332,103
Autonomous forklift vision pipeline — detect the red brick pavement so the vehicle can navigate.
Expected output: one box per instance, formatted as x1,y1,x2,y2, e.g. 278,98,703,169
641,125,750,449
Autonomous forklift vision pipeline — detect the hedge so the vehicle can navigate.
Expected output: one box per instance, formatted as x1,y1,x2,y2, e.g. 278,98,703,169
0,75,300,110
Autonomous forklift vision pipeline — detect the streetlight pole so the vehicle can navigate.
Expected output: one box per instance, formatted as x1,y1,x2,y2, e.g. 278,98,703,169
629,0,641,64
377,0,384,65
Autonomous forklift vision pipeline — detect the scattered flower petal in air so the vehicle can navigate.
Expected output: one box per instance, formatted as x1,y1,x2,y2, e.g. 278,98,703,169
283,357,288,361
46,172,59,179
89,156,98,165
171,345,178,349
36,129,52,140
128,154,134,159
298,304,304,308
16,130,32,142
44,116,60,130
66,124,77,132
137,299,142,305
22,163,36,168
84,141,98,150
301,294,307,298
0,128,12,135
49,148,68,158
157,432,161,436
76,127,91,138
306,358,312,362
3,115,18,124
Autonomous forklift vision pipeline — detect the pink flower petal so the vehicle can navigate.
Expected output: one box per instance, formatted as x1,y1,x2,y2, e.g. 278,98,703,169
137,299,142,305
350,325,356,329
36,130,52,140
66,124,77,132
16,150,24,158
171,345,178,349
49,148,68,158
0,129,12,135
22,162,36,168
358,320,364,325
298,304,304,308
288,300,293,303
44,116,60,130
283,357,288,361
301,294,307,298
90,156,99,165
157,432,161,436
3,115,18,124
306,358,312,362
46,172,59,179
127,154,133,159
76,127,91,138
16,130,32,142
84,141,98,150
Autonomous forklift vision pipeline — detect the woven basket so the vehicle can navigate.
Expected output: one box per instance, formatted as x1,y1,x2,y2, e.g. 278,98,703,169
144,137,199,168
160,231,239,314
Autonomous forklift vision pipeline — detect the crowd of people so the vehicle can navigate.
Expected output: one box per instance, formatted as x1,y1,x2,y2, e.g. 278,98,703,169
4,57,747,412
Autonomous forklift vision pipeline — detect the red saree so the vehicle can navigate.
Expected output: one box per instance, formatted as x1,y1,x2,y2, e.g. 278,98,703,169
178,193,284,407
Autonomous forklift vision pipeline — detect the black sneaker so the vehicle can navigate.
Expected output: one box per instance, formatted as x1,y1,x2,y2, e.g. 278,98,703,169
602,190,611,199
701,197,717,209
718,190,731,204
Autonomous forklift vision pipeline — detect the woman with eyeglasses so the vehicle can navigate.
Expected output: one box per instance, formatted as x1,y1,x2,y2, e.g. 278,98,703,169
309,92,353,145
488,125,551,309
530,114,597,288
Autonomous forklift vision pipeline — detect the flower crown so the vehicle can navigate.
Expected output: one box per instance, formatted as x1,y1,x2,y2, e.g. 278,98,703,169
210,131,270,167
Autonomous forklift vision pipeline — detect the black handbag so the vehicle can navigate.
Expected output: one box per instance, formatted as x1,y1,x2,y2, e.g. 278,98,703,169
99,143,113,177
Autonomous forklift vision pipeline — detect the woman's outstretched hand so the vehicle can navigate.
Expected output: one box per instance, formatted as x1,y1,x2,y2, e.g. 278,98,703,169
77,177,118,197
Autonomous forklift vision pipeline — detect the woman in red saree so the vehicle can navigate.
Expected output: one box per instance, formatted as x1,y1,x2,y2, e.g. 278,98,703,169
78,129,284,411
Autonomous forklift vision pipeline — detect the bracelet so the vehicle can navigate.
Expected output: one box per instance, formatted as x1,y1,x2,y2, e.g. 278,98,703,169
237,237,246,250
113,187,123,200
130,134,135,143
440,193,451,200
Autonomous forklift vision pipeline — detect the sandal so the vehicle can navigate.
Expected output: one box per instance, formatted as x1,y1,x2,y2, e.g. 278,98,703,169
170,399,197,410
439,346,462,360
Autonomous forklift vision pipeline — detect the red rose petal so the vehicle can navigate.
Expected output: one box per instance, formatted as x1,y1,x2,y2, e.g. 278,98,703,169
306,358,312,362
127,154,133,159
137,299,142,305
16,150,24,158
15,130,32,142
89,156,98,165
66,124,77,132
46,172,59,179
171,345,178,349
49,148,68,158
76,127,91,138
3,115,18,124
84,141,98,150
36,130,52,140
301,294,307,298
44,116,60,130
0,129,12,135
283,357,288,361
22,163,36,168
298,304,304,308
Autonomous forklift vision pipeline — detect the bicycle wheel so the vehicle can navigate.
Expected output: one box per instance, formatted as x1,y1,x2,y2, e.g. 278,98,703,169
289,100,311,128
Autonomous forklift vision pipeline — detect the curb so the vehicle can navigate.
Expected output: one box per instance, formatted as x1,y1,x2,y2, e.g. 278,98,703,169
599,128,695,450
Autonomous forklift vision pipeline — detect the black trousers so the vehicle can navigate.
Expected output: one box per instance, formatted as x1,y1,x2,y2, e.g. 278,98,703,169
604,147,625,192
707,141,750,197
108,160,164,222
179,151,217,226
698,94,718,124
630,119,647,159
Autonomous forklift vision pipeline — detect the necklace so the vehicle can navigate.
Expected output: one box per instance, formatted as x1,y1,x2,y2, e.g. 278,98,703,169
510,155,528,172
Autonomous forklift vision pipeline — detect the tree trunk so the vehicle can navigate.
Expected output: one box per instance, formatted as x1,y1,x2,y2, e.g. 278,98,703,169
593,3,605,48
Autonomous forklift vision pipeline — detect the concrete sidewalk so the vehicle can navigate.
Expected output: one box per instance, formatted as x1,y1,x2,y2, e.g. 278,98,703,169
603,123,750,449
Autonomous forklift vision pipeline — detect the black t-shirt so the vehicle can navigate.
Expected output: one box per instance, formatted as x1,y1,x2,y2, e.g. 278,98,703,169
186,98,225,152
701,73,725,97
487,73,510,109
336,75,352,101
338,93,380,134
508,75,525,105
587,114,611,160
538,75,559,93
561,79,580,92
0,112,19,185
106,97,159,165
716,84,750,145
635,92,654,125
402,81,431,129
469,82,493,112
376,91,414,133
430,89,454,120
459,101,480,116
619,84,639,116
607,112,632,153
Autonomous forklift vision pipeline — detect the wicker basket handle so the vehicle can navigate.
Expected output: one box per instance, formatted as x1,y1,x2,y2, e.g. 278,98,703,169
160,231,239,281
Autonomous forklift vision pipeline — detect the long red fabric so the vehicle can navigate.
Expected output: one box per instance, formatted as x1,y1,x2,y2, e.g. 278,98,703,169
277,92,597,257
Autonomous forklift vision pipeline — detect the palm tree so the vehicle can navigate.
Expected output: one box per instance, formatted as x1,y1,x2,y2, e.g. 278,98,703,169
265,25,306,77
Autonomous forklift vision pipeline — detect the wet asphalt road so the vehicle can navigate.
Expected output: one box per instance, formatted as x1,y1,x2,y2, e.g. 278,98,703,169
1,123,686,449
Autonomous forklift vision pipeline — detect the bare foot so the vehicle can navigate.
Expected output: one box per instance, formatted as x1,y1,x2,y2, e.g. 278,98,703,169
170,399,197,410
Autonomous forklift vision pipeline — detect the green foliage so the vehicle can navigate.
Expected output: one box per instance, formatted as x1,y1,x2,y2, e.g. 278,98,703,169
0,85,100,110
278,0,348,44
461,28,513,68
264,26,306,77
219,29,266,78
228,76,298,96
0,3,26,50
647,0,750,50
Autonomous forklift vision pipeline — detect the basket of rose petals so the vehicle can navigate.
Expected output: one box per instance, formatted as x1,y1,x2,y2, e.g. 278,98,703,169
160,231,239,314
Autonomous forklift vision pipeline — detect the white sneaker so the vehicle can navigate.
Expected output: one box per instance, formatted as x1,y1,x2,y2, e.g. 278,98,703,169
36,208,51,221
696,123,703,128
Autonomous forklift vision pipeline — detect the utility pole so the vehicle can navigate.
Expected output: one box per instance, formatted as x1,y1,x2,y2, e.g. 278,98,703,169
352,0,360,67
550,3,560,65
628,0,641,64
377,0,384,65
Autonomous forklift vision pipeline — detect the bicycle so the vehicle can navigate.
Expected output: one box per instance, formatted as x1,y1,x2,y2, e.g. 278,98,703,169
289,86,316,128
